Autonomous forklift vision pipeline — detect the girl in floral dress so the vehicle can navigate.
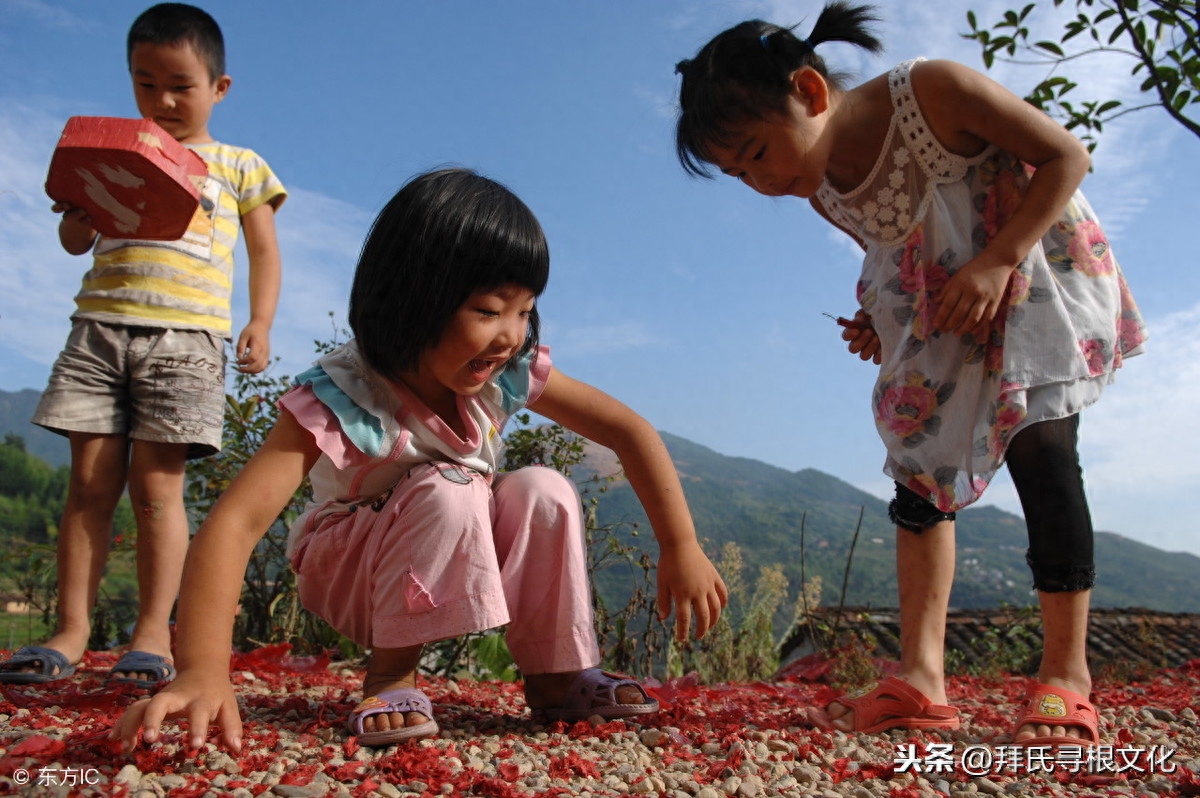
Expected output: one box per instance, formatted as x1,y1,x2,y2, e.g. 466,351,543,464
673,2,1146,745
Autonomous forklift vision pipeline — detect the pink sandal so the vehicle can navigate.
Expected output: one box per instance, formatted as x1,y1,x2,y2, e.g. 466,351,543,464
538,668,659,722
347,688,439,746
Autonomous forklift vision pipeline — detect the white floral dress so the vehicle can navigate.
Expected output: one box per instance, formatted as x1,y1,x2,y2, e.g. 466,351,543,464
814,59,1148,512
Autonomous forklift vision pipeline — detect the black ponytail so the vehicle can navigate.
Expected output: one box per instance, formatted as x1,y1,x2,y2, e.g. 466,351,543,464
675,2,882,177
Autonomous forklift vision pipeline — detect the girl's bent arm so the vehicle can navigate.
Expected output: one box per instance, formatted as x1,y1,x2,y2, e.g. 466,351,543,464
112,410,319,752
913,60,1092,335
529,368,728,640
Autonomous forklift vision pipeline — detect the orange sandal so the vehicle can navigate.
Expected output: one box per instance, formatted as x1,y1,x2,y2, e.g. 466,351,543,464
810,676,960,733
1011,683,1100,748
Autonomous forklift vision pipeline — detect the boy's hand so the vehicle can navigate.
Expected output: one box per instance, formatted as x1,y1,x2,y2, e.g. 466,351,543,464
110,671,244,753
53,201,98,255
839,310,881,364
235,320,271,373
656,540,728,640
52,200,93,226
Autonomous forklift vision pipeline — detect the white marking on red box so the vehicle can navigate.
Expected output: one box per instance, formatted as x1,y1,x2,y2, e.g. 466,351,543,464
45,116,208,241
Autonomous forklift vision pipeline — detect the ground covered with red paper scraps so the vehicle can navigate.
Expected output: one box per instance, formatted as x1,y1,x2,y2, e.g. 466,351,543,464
1,646,1198,797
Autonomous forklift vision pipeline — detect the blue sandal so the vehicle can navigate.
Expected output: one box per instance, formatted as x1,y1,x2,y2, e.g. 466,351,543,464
109,650,176,689
0,646,77,684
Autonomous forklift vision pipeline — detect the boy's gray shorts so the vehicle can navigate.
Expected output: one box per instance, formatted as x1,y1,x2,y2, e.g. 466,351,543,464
32,319,227,459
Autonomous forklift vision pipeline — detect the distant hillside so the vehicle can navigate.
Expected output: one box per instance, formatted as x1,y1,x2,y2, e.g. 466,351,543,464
5,387,1197,612
584,433,1200,614
0,388,69,466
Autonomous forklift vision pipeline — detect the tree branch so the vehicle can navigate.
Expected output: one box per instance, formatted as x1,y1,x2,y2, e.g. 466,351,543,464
1114,2,1200,137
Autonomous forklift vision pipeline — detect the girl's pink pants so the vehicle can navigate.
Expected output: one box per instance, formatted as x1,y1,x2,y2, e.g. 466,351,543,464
294,463,599,675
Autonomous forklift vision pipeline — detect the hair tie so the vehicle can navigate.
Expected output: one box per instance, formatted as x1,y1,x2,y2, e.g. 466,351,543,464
761,31,813,55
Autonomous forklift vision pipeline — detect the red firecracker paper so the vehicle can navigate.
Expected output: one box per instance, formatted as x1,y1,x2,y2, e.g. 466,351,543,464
45,116,207,241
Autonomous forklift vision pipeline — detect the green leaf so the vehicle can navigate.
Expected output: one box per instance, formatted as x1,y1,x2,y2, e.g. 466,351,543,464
1035,40,1065,56
470,632,517,681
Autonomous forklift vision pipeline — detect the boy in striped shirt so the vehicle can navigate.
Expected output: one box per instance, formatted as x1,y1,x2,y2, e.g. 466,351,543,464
1,3,285,687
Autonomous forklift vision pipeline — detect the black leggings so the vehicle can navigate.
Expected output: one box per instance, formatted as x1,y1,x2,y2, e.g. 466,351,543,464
889,415,1096,593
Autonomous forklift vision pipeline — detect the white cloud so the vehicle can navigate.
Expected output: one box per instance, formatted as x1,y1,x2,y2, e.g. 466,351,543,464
548,319,660,355
3,0,91,32
0,104,81,368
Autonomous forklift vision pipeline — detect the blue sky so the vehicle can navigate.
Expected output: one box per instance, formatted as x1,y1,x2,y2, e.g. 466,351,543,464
2,1,1197,559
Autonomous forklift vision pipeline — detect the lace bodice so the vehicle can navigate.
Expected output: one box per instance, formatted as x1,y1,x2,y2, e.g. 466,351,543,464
815,58,986,247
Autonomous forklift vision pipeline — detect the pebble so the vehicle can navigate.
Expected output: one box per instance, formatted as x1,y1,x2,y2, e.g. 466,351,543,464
4,675,1198,798
114,764,142,789
975,776,1004,795
271,786,326,798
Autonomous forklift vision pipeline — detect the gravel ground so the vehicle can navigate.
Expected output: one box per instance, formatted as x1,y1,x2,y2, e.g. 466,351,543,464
1,648,1198,797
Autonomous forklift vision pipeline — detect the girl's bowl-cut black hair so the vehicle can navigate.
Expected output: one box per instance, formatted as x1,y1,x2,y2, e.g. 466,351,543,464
348,167,550,380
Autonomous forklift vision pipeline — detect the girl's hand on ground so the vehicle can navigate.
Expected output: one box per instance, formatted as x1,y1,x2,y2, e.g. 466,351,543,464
934,256,1014,336
656,541,729,640
839,310,881,364
110,673,244,754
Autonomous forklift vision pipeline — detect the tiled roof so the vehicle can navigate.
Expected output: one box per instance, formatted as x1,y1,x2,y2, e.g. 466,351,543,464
781,607,1200,671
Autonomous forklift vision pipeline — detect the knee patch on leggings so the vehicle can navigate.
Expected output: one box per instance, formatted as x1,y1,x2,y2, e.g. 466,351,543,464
888,483,956,533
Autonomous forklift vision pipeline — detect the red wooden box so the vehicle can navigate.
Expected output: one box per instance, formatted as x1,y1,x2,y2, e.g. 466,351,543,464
45,116,208,241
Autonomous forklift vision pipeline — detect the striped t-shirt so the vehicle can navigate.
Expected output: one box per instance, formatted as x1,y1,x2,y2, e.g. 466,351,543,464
73,141,286,338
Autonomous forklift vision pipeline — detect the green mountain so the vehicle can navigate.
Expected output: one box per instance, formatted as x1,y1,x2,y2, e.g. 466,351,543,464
0,389,69,467
4,388,1197,612
584,433,1200,614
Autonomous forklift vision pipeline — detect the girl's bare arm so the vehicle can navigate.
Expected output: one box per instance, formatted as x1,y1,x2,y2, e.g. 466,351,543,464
529,368,727,639
112,410,319,752
913,59,1091,335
